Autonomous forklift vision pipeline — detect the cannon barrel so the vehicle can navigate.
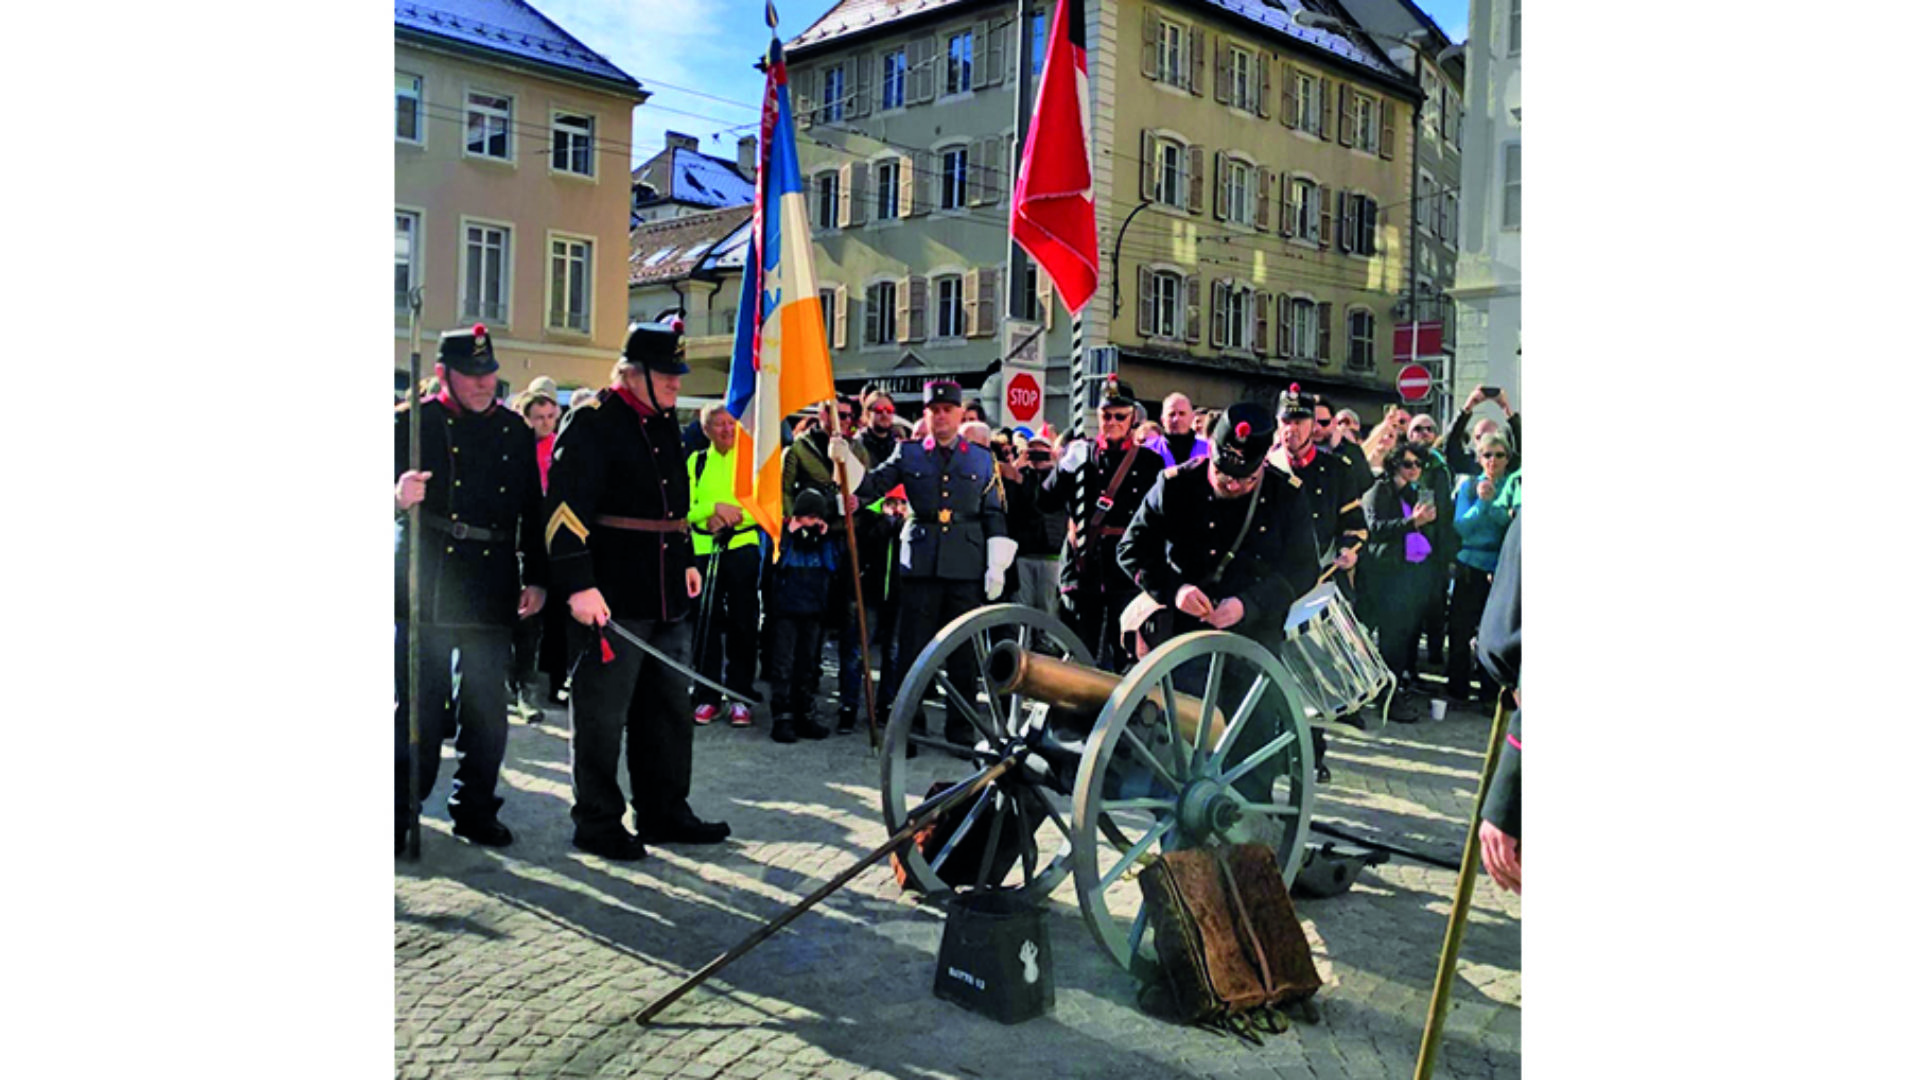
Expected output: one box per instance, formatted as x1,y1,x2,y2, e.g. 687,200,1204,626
986,642,1225,746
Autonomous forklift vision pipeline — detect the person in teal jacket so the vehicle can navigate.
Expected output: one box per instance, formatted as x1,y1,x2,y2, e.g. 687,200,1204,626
1447,432,1515,703
687,404,762,728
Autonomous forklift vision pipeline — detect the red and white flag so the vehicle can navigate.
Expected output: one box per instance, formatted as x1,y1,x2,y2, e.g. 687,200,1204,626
1011,1,1098,315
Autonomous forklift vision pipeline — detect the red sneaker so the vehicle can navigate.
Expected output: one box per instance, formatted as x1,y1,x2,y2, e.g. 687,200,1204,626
729,703,754,727
693,704,720,726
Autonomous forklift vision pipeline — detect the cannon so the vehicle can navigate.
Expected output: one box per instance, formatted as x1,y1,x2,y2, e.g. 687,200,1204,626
878,603,1386,981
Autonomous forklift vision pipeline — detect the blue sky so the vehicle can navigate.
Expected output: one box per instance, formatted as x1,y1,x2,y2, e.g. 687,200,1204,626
527,0,1469,171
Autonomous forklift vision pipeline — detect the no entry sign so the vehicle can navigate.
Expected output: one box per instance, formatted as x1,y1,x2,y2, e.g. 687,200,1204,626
1397,363,1433,403
1004,369,1043,423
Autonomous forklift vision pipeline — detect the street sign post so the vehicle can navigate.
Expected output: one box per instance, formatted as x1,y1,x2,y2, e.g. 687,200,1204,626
1398,363,1434,403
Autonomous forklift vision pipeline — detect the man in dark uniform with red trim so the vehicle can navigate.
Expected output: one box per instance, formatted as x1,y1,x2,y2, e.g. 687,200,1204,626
1035,377,1165,671
544,321,729,862
394,324,548,853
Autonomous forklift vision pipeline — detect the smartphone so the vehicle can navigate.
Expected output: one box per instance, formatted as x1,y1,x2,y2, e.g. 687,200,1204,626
1480,386,1502,398
1418,486,1436,508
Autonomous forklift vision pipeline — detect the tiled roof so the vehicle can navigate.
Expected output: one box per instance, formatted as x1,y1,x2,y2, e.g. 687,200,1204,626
395,0,640,91
632,148,756,211
698,216,754,273
789,0,973,52
629,205,755,286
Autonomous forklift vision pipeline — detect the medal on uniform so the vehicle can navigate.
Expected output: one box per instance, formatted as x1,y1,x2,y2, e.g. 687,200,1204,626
938,508,953,524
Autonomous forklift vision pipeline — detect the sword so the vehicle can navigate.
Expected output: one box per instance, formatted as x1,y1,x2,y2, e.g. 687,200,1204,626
601,617,755,706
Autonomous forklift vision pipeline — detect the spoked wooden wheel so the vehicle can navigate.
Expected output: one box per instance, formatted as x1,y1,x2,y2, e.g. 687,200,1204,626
880,604,1092,902
1069,631,1316,979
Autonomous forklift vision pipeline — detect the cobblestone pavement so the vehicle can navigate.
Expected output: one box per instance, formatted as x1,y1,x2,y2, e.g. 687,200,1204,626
397,664,1520,1080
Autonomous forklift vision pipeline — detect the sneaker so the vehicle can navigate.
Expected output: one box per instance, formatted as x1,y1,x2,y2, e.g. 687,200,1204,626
693,704,720,726
451,817,513,848
729,703,754,727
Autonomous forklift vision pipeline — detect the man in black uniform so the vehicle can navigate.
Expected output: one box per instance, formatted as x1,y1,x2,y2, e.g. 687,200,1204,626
544,322,729,862
394,324,547,853
1116,403,1320,798
1036,377,1165,671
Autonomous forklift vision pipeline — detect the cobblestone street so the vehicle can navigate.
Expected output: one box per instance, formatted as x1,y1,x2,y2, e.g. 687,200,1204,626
396,673,1520,1080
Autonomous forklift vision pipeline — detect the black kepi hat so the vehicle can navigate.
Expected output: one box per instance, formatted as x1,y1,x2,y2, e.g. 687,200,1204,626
1100,374,1141,412
924,379,964,407
1277,382,1315,421
1212,402,1276,479
624,318,690,375
438,323,499,376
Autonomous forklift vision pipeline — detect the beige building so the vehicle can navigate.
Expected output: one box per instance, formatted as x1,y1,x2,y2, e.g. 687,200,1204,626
394,0,646,395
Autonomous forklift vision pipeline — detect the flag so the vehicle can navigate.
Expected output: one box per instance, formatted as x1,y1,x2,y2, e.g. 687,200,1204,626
725,34,836,552
1010,0,1098,315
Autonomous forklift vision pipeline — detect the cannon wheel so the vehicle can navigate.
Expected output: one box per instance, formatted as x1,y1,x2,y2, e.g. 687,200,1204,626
880,604,1093,903
1069,630,1316,979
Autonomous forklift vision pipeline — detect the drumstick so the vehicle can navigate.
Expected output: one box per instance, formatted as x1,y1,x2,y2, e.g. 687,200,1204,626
1317,564,1339,585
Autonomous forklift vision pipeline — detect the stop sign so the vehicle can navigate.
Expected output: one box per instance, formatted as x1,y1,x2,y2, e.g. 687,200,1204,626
1397,363,1433,403
1005,370,1042,423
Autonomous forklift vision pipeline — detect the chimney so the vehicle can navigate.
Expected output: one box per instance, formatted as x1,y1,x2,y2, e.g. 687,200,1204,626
664,130,698,153
737,135,758,180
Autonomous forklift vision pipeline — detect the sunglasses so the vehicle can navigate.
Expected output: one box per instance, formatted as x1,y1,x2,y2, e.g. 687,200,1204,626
1480,451,1508,460
1313,417,1333,427
1398,460,1423,471
870,406,895,416
1410,426,1435,435
1100,411,1134,422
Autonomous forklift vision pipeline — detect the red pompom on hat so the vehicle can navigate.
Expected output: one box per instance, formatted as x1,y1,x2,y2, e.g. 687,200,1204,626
1235,421,1251,439
473,323,488,338
1289,383,1300,393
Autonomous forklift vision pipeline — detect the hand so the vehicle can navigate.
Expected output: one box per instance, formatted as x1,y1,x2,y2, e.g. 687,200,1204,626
395,470,432,511
1205,597,1245,629
569,587,610,627
985,566,1006,600
996,460,1021,481
1175,584,1214,619
1479,819,1521,894
1411,502,1438,526
687,566,703,598
1056,439,1089,473
844,492,859,517
827,435,851,464
1477,478,1495,501
708,503,744,530
517,585,546,619
1465,387,1486,411
1333,547,1358,571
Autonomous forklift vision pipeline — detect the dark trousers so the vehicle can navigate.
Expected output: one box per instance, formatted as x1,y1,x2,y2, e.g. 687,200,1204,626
1062,569,1129,673
509,614,541,694
894,577,986,740
394,622,510,831
1420,555,1451,667
765,614,825,718
1374,562,1436,678
694,544,762,706
1447,562,1497,700
566,617,696,838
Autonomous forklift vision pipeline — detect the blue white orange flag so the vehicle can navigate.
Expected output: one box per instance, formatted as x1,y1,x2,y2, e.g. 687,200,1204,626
725,32,836,551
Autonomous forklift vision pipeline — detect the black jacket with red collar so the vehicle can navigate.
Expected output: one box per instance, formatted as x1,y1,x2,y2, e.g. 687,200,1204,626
1035,435,1164,595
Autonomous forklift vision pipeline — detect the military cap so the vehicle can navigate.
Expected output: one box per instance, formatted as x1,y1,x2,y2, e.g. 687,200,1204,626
1277,382,1315,421
924,379,965,407
1212,402,1276,479
437,323,498,376
1100,375,1141,412
624,318,690,376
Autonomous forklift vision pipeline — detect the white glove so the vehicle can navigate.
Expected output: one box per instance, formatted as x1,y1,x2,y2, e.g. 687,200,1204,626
985,566,1007,600
827,435,851,464
1057,439,1090,474
985,536,1019,600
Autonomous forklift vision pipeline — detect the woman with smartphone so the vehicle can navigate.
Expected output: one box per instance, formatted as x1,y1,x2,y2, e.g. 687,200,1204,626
1361,441,1443,721
1447,431,1517,705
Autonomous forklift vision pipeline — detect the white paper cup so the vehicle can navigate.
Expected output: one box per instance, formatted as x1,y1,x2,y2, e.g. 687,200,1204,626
1429,698,1448,721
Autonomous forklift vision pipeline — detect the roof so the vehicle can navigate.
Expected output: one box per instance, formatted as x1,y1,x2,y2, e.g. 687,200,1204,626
698,216,755,274
395,0,641,93
629,205,755,286
788,0,1408,86
632,147,757,211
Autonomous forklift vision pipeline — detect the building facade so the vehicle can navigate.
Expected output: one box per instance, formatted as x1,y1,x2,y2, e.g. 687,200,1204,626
1451,0,1520,412
394,0,645,394
626,205,754,399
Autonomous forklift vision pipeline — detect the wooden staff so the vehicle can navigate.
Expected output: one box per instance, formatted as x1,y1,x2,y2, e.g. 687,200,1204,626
827,406,882,749
403,287,424,862
634,754,1020,1024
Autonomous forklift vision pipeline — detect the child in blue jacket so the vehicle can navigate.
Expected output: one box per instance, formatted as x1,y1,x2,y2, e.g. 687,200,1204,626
763,489,838,742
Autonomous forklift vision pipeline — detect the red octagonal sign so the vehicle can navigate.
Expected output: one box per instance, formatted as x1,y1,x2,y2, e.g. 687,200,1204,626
1397,363,1433,403
1005,371,1043,423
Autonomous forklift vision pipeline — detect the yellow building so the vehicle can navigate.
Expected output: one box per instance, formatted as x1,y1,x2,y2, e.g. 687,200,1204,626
1087,0,1420,416
394,0,647,395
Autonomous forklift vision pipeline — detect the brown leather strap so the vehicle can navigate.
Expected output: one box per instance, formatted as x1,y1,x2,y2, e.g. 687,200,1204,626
592,514,690,534
1097,526,1127,537
1072,442,1142,577
1213,847,1276,1001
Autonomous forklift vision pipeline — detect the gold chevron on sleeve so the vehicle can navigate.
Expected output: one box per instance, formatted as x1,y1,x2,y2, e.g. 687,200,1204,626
545,502,589,549
1340,498,1364,514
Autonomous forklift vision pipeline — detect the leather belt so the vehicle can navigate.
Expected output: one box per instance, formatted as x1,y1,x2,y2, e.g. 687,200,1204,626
1098,526,1128,537
911,513,980,526
593,514,690,534
422,514,506,542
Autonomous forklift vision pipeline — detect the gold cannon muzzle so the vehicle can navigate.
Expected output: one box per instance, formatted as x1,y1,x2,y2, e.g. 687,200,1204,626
984,642,1226,746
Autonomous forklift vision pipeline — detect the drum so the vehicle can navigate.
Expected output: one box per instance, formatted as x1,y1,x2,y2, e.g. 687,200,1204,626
1275,584,1393,724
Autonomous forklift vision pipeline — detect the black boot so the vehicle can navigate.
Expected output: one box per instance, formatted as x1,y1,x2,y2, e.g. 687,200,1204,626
637,808,731,845
771,714,798,744
836,707,857,734
452,816,513,848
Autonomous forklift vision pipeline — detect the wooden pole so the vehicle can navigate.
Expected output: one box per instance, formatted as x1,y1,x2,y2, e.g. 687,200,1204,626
1413,698,1511,1080
403,288,425,862
829,406,883,749
635,755,1020,1024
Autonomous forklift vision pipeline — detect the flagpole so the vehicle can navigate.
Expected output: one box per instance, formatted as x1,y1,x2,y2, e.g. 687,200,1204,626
1069,313,1086,440
1002,0,1031,424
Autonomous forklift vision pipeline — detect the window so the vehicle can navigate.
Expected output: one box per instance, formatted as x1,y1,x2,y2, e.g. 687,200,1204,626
1158,21,1186,87
463,223,510,322
1342,193,1379,255
552,113,594,176
1155,139,1185,206
1420,67,1439,142
875,159,900,219
1440,84,1458,146
820,289,837,346
396,72,423,143
1353,93,1377,153
940,146,968,210
1031,12,1047,76
821,64,846,123
1441,191,1458,246
1224,158,1253,226
1502,143,1521,229
1222,286,1250,350
1016,259,1039,321
1418,173,1437,233
865,281,897,344
1292,178,1321,242
466,91,512,160
1347,309,1375,368
1289,299,1319,361
882,49,907,110
395,211,419,310
946,31,973,95
934,275,964,339
815,171,840,229
549,236,591,332
1509,0,1522,56
1150,271,1182,338
1295,73,1321,134
1230,47,1254,111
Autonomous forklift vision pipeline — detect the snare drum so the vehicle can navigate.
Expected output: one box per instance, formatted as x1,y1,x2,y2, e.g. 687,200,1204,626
1276,584,1393,723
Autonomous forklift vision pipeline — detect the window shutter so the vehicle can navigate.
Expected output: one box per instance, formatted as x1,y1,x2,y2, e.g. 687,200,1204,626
1214,38,1229,103
1280,64,1297,128
895,281,911,343
865,288,879,345
1317,301,1332,362
837,163,854,228
1141,130,1157,201
907,275,929,342
983,21,1007,88
1038,268,1054,330
1381,101,1395,160
1137,265,1154,337
937,37,951,97
1142,13,1161,79
998,135,1013,204
967,139,986,205
899,152,916,216
1189,29,1205,95
833,285,848,348
848,163,869,226
1255,166,1272,231
1186,143,1205,214
1209,279,1226,348
1254,290,1270,355
913,150,935,215
1184,275,1202,343
1213,151,1227,221
1277,293,1292,357
1363,199,1378,255
910,36,935,104
1335,190,1349,252
795,69,814,129
1319,77,1335,141
971,21,990,88
1318,184,1333,249
963,268,981,336
1279,173,1294,236
1257,52,1271,118
1337,83,1354,146
977,267,998,337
